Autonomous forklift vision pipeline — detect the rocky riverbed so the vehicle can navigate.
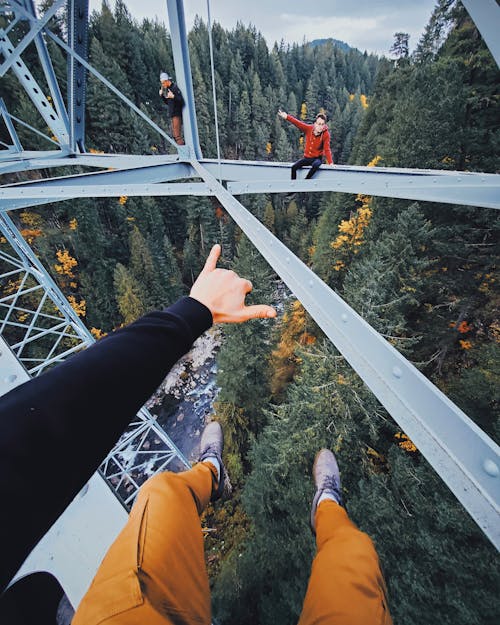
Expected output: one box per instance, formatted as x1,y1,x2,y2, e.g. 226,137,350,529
147,327,222,464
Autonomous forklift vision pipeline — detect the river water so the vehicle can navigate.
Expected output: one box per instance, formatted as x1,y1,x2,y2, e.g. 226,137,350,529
147,328,222,465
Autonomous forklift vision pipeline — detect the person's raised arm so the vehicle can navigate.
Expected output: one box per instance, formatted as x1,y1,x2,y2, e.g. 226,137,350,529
190,244,277,323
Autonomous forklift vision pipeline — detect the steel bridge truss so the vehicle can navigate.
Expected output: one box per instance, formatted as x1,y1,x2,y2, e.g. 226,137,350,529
0,0,499,607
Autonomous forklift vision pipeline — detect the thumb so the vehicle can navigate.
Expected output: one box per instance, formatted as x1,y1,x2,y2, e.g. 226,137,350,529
200,244,221,275
241,305,277,321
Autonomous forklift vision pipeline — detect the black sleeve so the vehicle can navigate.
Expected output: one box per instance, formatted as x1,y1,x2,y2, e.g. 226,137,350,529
0,296,212,592
172,84,184,107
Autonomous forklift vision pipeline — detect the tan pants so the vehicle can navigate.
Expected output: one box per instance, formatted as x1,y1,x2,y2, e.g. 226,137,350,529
171,116,185,145
73,466,392,625
298,500,393,625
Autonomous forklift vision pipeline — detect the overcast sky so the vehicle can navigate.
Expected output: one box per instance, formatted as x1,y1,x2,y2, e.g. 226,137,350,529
89,0,438,57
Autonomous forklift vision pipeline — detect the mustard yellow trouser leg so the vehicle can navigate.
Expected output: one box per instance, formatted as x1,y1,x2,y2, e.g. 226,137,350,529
72,462,217,625
298,500,393,625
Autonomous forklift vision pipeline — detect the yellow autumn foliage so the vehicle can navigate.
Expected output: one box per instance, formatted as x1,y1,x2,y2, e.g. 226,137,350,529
332,206,372,251
270,300,316,399
20,211,43,228
91,327,106,339
68,295,86,317
395,432,417,453
54,249,77,277
20,228,43,244
367,155,382,167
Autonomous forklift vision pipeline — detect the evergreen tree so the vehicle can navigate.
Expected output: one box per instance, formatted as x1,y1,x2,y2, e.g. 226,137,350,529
343,203,434,354
113,262,146,324
128,225,162,311
216,234,276,432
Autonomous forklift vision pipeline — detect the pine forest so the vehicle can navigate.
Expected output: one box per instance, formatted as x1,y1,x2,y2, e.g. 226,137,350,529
1,1,499,623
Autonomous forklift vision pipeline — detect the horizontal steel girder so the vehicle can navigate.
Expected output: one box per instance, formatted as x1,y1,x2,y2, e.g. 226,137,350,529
1,159,499,210
220,164,500,210
0,182,212,202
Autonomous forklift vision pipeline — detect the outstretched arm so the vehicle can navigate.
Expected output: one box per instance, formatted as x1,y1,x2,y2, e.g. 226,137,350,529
279,111,310,132
0,243,276,592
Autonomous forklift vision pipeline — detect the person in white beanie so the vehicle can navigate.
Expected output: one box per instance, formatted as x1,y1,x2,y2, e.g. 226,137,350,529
159,71,185,145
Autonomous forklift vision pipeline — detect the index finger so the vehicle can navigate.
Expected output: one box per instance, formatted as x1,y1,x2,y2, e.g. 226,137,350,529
200,244,221,275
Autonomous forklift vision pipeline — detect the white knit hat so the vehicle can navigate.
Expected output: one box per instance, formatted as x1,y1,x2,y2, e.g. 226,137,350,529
160,72,171,81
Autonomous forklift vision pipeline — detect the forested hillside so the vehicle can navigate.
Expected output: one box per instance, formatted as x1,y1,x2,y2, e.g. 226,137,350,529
1,0,499,623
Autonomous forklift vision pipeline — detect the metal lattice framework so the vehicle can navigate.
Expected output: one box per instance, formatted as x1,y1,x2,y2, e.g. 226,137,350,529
1,0,499,607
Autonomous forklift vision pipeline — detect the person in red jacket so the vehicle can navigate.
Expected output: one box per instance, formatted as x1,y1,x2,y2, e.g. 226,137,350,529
278,109,334,179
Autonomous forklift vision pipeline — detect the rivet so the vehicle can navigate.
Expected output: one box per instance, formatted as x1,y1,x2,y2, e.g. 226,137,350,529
483,459,499,477
4,374,17,384
341,313,348,323
392,366,403,378
309,280,314,287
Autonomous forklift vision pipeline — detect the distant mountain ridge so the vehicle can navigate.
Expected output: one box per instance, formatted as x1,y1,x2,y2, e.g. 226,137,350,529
309,38,355,53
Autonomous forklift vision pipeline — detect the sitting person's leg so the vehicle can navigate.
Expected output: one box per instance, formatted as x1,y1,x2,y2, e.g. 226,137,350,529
298,450,392,625
73,422,225,625
305,158,322,179
291,157,311,179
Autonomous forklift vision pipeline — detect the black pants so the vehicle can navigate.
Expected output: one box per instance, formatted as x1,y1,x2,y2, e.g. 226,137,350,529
291,157,322,180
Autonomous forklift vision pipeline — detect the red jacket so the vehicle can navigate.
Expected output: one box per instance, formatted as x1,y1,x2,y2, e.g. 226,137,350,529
286,115,333,164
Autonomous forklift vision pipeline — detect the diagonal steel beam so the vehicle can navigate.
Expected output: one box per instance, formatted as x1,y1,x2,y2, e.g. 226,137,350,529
462,0,500,68
5,0,70,131
190,158,500,551
45,29,180,151
0,0,65,77
0,98,22,151
0,28,70,145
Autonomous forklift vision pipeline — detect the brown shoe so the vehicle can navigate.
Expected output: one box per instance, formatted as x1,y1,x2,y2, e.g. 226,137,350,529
310,449,343,533
198,421,227,501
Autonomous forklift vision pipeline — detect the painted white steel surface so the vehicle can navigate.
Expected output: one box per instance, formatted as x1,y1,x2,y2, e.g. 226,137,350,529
11,475,127,609
0,336,128,609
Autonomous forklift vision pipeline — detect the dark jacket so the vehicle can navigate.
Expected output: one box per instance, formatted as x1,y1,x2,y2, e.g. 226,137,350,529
0,296,212,592
160,82,185,118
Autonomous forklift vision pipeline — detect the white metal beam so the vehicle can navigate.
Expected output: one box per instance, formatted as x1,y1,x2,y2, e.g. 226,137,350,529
191,159,500,551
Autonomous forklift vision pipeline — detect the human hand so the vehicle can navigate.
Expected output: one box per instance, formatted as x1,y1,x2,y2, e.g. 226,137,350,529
278,109,287,120
159,88,163,96
166,89,174,99
190,244,277,324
